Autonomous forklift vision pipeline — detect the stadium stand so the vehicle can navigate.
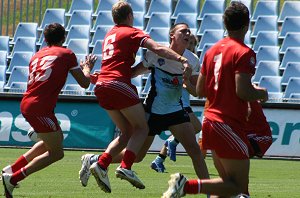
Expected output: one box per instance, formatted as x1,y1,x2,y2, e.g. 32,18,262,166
62,84,86,95
251,16,278,38
283,77,300,99
0,66,5,91
288,93,300,103
252,61,280,84
258,76,282,93
197,29,224,52
90,26,112,47
65,0,94,17
145,13,171,33
198,43,213,64
197,14,223,36
127,0,146,13
175,13,198,34
9,37,36,58
171,0,200,19
252,31,278,53
91,40,103,56
244,30,252,48
4,66,29,90
6,52,33,74
0,51,7,68
66,10,92,31
279,47,300,70
64,25,90,46
278,1,300,23
145,0,172,18
91,11,114,32
256,46,280,65
38,9,66,32
148,27,170,46
280,32,300,55
281,62,300,86
93,0,118,16
67,39,89,55
133,11,145,30
8,82,28,93
251,0,278,22
0,36,10,53
197,0,225,21
278,17,300,40
11,23,38,44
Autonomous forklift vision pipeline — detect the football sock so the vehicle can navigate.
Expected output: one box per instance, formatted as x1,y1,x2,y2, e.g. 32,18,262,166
173,138,179,144
10,167,27,185
97,153,112,170
155,155,166,164
121,150,136,170
184,179,202,194
11,155,28,173
90,154,100,165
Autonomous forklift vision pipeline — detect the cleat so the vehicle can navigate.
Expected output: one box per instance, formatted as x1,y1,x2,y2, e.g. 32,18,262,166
79,154,94,187
1,166,19,189
162,173,187,198
2,173,16,198
167,139,177,162
150,160,165,173
236,194,250,198
115,166,145,189
90,162,111,193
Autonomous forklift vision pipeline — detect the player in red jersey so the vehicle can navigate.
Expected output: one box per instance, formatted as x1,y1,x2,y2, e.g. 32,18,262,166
87,1,190,193
162,2,268,197
1,23,97,198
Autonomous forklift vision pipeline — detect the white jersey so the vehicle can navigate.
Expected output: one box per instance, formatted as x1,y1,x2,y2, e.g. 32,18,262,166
182,49,200,108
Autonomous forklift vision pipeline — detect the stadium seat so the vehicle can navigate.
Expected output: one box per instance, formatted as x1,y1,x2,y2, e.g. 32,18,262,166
288,93,300,103
11,22,38,44
252,31,278,53
278,17,300,40
256,46,280,65
244,30,252,48
0,36,10,53
91,11,114,32
268,92,283,103
281,62,300,86
39,39,48,50
148,27,170,46
197,0,225,21
6,52,33,74
197,29,224,52
67,39,89,55
64,25,90,45
279,47,300,70
258,76,282,93
66,10,92,31
92,55,102,70
198,43,213,64
9,37,36,57
93,0,118,16
145,12,171,33
38,9,66,31
251,16,278,38
0,66,6,91
8,82,27,93
197,14,223,36
133,11,144,30
127,0,146,13
92,40,103,56
278,1,300,23
251,0,278,22
252,61,280,84
145,0,172,18
4,66,29,89
0,51,7,67
175,13,198,34
90,25,112,47
280,33,300,55
66,0,94,17
283,77,300,99
171,0,200,19
62,84,86,95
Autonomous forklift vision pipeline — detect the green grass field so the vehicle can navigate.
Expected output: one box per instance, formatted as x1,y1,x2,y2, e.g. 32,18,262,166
1,148,299,197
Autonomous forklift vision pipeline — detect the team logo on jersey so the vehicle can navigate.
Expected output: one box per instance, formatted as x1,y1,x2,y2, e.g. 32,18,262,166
157,58,165,66
250,56,256,66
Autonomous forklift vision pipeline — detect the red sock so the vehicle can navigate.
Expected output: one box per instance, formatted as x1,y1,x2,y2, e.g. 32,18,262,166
120,150,136,170
11,155,28,173
97,153,112,170
10,167,27,185
184,179,202,194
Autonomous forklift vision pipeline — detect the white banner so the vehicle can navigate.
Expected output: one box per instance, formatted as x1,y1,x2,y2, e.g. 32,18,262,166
149,106,300,157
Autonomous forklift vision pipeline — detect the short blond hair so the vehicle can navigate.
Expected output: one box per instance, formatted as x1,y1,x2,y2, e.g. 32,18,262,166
112,1,133,24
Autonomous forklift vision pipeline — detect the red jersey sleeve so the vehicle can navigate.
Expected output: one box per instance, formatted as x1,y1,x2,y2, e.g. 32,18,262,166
131,28,150,48
234,49,256,75
64,49,79,70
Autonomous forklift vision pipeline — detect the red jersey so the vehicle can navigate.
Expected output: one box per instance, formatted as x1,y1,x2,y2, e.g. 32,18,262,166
201,37,256,129
96,25,150,84
21,46,78,115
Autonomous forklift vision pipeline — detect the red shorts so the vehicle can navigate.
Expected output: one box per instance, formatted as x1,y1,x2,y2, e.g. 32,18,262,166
23,113,61,133
95,80,140,110
247,132,272,158
202,117,250,159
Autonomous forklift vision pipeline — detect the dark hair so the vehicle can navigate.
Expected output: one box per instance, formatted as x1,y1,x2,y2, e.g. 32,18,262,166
112,1,133,24
223,1,249,31
44,23,65,46
169,22,189,35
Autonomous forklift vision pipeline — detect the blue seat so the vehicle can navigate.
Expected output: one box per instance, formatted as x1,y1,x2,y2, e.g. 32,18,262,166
256,46,280,65
0,66,6,91
283,77,300,99
197,14,223,36
278,17,300,40
171,0,200,19
281,62,300,86
252,61,280,84
8,82,28,93
268,92,283,103
145,13,171,33
66,10,92,31
145,0,172,18
67,39,89,55
251,16,278,38
148,27,170,46
133,12,144,30
244,30,252,48
197,0,225,21
197,29,224,52
10,37,36,57
251,0,278,22
252,31,278,52
127,0,146,13
0,36,10,53
93,0,118,16
175,13,198,34
198,43,213,64
91,11,114,32
39,39,48,51
258,76,282,93
280,33,300,55
92,40,103,56
4,66,29,89
0,51,7,67
66,0,94,17
278,1,300,23
11,23,38,44
38,9,66,31
288,93,300,103
62,84,86,95
279,47,300,70
6,52,33,74
90,26,112,47
92,55,102,71
64,25,90,45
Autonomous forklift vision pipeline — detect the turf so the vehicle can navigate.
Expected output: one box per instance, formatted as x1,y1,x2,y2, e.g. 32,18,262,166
0,148,299,197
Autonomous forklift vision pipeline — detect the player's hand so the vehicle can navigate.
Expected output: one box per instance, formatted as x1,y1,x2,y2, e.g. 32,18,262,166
85,54,97,69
